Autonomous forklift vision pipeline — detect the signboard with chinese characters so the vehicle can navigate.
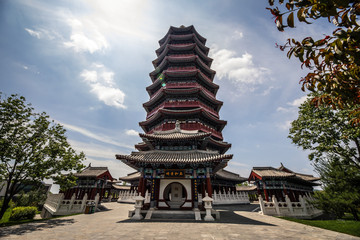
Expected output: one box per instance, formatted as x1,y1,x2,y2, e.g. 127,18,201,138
164,169,185,178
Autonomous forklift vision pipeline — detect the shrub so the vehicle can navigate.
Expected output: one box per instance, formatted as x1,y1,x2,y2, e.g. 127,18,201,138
10,206,37,221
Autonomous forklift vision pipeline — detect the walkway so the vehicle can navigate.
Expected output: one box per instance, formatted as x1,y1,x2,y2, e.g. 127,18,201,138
0,202,358,240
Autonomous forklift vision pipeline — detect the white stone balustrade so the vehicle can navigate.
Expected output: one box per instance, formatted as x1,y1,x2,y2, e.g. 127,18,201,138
212,190,250,205
117,190,150,204
42,193,100,218
258,194,322,219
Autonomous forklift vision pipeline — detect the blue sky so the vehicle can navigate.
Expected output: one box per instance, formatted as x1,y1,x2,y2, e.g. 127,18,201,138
0,0,333,191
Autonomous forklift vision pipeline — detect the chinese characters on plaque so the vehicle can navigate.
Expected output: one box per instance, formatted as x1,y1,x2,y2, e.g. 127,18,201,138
164,169,185,178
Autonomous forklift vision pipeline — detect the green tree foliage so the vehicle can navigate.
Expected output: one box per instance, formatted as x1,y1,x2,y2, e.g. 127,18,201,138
289,95,360,220
16,188,48,210
267,0,360,122
0,93,85,220
312,158,360,220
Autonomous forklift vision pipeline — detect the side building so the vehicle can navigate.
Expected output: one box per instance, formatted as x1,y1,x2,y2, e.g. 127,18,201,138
248,163,320,202
248,164,322,219
42,165,117,218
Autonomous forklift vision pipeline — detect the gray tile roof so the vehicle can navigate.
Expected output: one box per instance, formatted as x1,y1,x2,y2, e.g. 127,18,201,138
251,166,320,185
116,150,232,164
215,169,247,182
140,131,211,140
252,167,295,178
74,167,109,178
118,172,141,181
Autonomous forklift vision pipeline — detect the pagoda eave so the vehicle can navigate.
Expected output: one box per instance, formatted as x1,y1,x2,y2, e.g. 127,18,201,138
139,108,227,130
116,150,232,172
143,87,222,109
158,25,207,46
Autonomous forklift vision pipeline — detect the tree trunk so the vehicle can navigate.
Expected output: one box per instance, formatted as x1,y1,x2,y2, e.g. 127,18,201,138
0,197,11,220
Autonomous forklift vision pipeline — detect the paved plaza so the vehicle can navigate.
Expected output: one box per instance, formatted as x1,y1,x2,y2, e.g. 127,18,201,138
0,202,358,240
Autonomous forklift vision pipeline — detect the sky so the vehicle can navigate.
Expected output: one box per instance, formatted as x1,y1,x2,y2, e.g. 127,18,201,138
0,0,334,192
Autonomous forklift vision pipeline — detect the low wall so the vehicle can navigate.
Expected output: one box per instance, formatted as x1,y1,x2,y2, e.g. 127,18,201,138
117,190,150,204
212,190,250,205
41,193,100,218
259,194,322,219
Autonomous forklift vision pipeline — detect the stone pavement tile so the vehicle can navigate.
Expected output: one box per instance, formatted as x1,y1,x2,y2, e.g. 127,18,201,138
0,202,359,240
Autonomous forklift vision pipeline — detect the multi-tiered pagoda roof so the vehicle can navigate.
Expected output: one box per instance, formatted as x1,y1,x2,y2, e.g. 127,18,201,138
116,25,242,185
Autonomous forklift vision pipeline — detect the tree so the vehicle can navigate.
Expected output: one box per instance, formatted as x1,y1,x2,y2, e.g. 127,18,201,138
0,93,85,220
267,0,360,123
288,95,360,220
312,158,360,220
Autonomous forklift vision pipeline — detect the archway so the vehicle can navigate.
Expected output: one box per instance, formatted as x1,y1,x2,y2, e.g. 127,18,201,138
163,182,187,209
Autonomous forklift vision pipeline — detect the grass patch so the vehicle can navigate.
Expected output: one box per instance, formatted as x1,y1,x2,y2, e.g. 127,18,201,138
0,208,12,224
280,217,360,237
0,210,83,227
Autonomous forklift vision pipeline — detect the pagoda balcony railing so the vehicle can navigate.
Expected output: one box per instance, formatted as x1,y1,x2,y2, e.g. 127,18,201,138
169,54,195,58
167,66,197,71
171,43,194,46
149,122,223,140
146,100,219,119
148,82,215,102
165,82,216,97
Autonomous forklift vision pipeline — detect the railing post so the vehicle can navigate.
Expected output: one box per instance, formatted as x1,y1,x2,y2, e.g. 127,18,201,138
285,195,293,215
56,193,64,212
299,195,308,215
259,195,265,215
70,193,76,211
94,193,100,211
273,195,280,215
81,193,88,211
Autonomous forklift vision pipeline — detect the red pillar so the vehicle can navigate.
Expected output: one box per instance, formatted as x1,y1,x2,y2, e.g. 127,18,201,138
141,178,147,197
263,182,269,202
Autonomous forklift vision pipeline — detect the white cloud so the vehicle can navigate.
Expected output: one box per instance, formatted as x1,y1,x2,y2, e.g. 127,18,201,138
276,106,291,113
276,96,308,130
80,63,126,109
277,95,309,113
59,121,133,149
125,129,139,136
24,27,60,40
210,45,270,93
68,139,122,160
64,18,109,54
232,30,243,39
288,95,308,107
277,120,293,130
25,28,41,39
261,86,275,96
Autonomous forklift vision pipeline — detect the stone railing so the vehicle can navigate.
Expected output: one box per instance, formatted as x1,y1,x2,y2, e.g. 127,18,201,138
259,194,322,219
117,190,150,204
44,193,64,212
212,190,250,205
42,193,100,218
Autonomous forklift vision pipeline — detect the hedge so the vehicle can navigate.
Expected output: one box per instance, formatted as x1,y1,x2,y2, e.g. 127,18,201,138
10,206,37,221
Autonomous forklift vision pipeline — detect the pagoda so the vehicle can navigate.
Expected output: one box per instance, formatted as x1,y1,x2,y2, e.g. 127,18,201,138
116,25,245,210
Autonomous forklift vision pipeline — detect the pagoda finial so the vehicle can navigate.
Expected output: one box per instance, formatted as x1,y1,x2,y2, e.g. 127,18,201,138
180,25,185,28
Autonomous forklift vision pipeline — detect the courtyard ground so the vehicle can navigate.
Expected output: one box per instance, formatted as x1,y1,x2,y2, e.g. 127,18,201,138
0,202,358,240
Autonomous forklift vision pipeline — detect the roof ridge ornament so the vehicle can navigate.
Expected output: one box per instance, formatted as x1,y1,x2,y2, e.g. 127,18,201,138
175,120,181,131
